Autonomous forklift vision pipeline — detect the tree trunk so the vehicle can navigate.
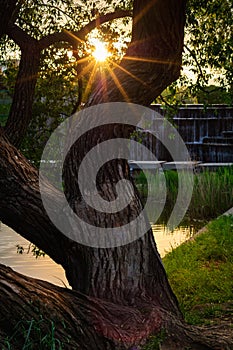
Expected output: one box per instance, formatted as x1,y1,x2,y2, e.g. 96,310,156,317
62,120,182,314
4,26,40,147
62,0,187,306
0,264,232,350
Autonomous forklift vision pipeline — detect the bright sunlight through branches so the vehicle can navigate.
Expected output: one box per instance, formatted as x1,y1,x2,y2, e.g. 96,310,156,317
91,38,110,62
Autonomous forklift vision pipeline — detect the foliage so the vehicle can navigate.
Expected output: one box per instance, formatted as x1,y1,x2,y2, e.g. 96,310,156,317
163,215,233,325
20,62,80,166
186,0,232,87
156,0,233,106
195,85,232,105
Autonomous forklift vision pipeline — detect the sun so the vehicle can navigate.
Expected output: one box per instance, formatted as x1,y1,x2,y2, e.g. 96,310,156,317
91,39,110,62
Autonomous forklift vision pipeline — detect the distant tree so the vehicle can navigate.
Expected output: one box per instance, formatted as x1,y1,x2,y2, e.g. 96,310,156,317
157,0,232,106
196,85,232,104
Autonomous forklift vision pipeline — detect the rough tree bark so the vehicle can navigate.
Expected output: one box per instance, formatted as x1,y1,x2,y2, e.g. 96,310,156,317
0,264,232,349
1,0,231,349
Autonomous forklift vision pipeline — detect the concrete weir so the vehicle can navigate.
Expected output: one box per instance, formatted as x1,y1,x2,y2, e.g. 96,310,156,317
131,104,233,163
128,160,233,172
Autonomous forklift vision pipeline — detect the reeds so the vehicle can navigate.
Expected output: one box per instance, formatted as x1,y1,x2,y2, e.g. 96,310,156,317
134,166,233,222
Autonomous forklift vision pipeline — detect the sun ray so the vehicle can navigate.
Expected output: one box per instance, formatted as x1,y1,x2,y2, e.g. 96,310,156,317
56,56,90,75
76,59,95,79
98,68,108,103
63,29,85,45
105,62,130,102
83,61,98,101
124,55,179,66
110,60,150,89
133,0,157,25
75,56,91,66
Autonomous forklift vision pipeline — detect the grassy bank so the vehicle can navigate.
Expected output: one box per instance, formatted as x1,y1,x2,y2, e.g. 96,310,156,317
163,214,233,325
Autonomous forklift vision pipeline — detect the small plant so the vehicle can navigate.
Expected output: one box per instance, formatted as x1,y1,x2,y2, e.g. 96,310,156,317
3,316,67,349
142,329,166,350
16,243,46,258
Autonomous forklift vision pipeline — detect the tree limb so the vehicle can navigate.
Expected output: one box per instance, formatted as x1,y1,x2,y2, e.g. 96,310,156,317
6,22,38,49
0,0,18,37
38,10,131,50
0,132,83,287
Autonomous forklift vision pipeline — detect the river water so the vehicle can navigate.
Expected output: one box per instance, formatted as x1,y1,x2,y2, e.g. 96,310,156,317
0,222,198,288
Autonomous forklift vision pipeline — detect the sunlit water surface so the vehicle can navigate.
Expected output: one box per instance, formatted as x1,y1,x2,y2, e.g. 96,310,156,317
0,222,199,287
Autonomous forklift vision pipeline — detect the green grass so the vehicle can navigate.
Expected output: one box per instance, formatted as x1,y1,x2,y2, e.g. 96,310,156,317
163,215,233,325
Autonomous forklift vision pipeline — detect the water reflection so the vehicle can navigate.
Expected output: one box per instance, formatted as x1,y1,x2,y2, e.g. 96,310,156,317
0,222,200,286
152,223,196,257
0,223,70,288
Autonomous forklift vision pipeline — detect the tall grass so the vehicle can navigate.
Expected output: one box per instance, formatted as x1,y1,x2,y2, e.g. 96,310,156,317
189,167,233,219
134,166,233,222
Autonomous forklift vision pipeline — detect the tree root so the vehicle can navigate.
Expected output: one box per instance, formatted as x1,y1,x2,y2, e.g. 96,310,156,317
0,264,232,349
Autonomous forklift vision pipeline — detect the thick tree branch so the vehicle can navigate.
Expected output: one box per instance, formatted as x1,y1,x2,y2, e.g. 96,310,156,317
5,24,41,146
0,0,18,37
0,132,89,290
4,44,40,146
6,22,37,49
38,10,131,50
6,10,131,50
